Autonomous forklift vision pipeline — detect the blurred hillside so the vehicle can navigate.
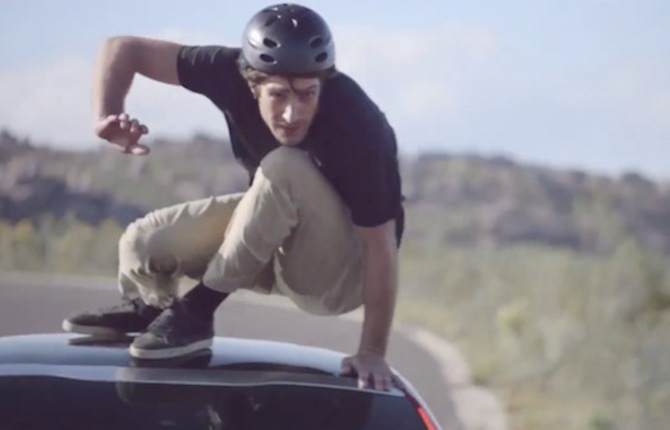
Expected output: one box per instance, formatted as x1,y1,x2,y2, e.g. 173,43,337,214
2,128,670,256
1,128,669,430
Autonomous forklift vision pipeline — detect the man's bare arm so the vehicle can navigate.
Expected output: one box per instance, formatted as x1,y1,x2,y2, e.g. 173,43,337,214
93,36,182,120
356,219,398,357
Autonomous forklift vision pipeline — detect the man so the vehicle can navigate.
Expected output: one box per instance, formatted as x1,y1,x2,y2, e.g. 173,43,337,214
63,3,404,391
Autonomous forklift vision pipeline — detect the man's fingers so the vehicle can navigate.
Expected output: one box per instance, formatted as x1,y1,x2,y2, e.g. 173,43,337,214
119,143,150,156
357,371,371,389
95,115,119,137
341,358,356,376
128,118,148,135
118,113,131,130
95,113,150,156
129,118,141,134
130,144,150,155
378,373,392,391
100,115,120,128
119,116,148,141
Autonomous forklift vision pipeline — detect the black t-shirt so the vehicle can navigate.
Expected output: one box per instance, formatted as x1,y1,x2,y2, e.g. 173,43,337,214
177,45,404,243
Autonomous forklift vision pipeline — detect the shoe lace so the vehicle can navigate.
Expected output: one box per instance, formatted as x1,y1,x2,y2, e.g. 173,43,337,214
145,307,176,336
97,298,138,314
145,304,209,337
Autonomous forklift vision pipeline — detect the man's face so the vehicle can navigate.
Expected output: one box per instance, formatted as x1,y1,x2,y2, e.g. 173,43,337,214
256,76,321,146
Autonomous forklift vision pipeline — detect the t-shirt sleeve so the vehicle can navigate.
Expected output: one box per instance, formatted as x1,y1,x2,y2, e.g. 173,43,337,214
341,123,403,228
176,45,241,108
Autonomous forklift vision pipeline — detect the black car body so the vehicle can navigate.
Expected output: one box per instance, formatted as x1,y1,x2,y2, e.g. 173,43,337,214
0,333,441,429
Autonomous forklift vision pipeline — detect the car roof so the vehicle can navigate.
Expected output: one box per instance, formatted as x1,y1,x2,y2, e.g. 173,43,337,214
0,333,408,396
0,333,345,372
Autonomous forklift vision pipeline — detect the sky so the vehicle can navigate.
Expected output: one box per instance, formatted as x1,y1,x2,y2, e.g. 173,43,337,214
1,0,669,179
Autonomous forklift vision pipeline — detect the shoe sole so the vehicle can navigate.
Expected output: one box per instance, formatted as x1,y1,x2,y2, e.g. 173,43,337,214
62,320,130,337
128,338,213,360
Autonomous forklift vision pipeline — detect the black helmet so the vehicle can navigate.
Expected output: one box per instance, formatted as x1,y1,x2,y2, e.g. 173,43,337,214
241,3,335,75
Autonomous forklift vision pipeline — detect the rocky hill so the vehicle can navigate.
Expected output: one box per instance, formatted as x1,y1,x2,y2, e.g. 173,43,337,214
2,128,669,257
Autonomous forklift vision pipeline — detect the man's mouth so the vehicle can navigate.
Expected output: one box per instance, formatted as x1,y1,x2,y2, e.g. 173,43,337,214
278,124,300,135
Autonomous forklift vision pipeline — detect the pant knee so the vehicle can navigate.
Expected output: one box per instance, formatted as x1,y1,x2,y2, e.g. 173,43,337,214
259,147,317,185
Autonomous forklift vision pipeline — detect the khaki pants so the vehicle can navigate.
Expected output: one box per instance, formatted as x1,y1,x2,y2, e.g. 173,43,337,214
117,147,364,315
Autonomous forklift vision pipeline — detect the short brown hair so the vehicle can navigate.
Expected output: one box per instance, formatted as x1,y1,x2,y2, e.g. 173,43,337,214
237,55,337,94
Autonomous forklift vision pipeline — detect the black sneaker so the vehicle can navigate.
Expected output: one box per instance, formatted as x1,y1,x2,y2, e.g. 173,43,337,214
62,298,161,337
128,302,214,360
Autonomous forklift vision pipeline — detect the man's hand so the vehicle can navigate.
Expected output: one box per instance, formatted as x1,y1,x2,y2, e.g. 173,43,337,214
96,113,150,155
341,351,399,391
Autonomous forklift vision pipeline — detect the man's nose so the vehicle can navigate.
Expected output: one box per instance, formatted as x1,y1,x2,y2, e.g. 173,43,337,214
282,101,301,123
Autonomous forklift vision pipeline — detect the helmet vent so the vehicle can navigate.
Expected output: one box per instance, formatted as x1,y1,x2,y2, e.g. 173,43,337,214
263,38,279,48
264,15,280,27
309,37,324,48
315,52,328,63
260,54,277,64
